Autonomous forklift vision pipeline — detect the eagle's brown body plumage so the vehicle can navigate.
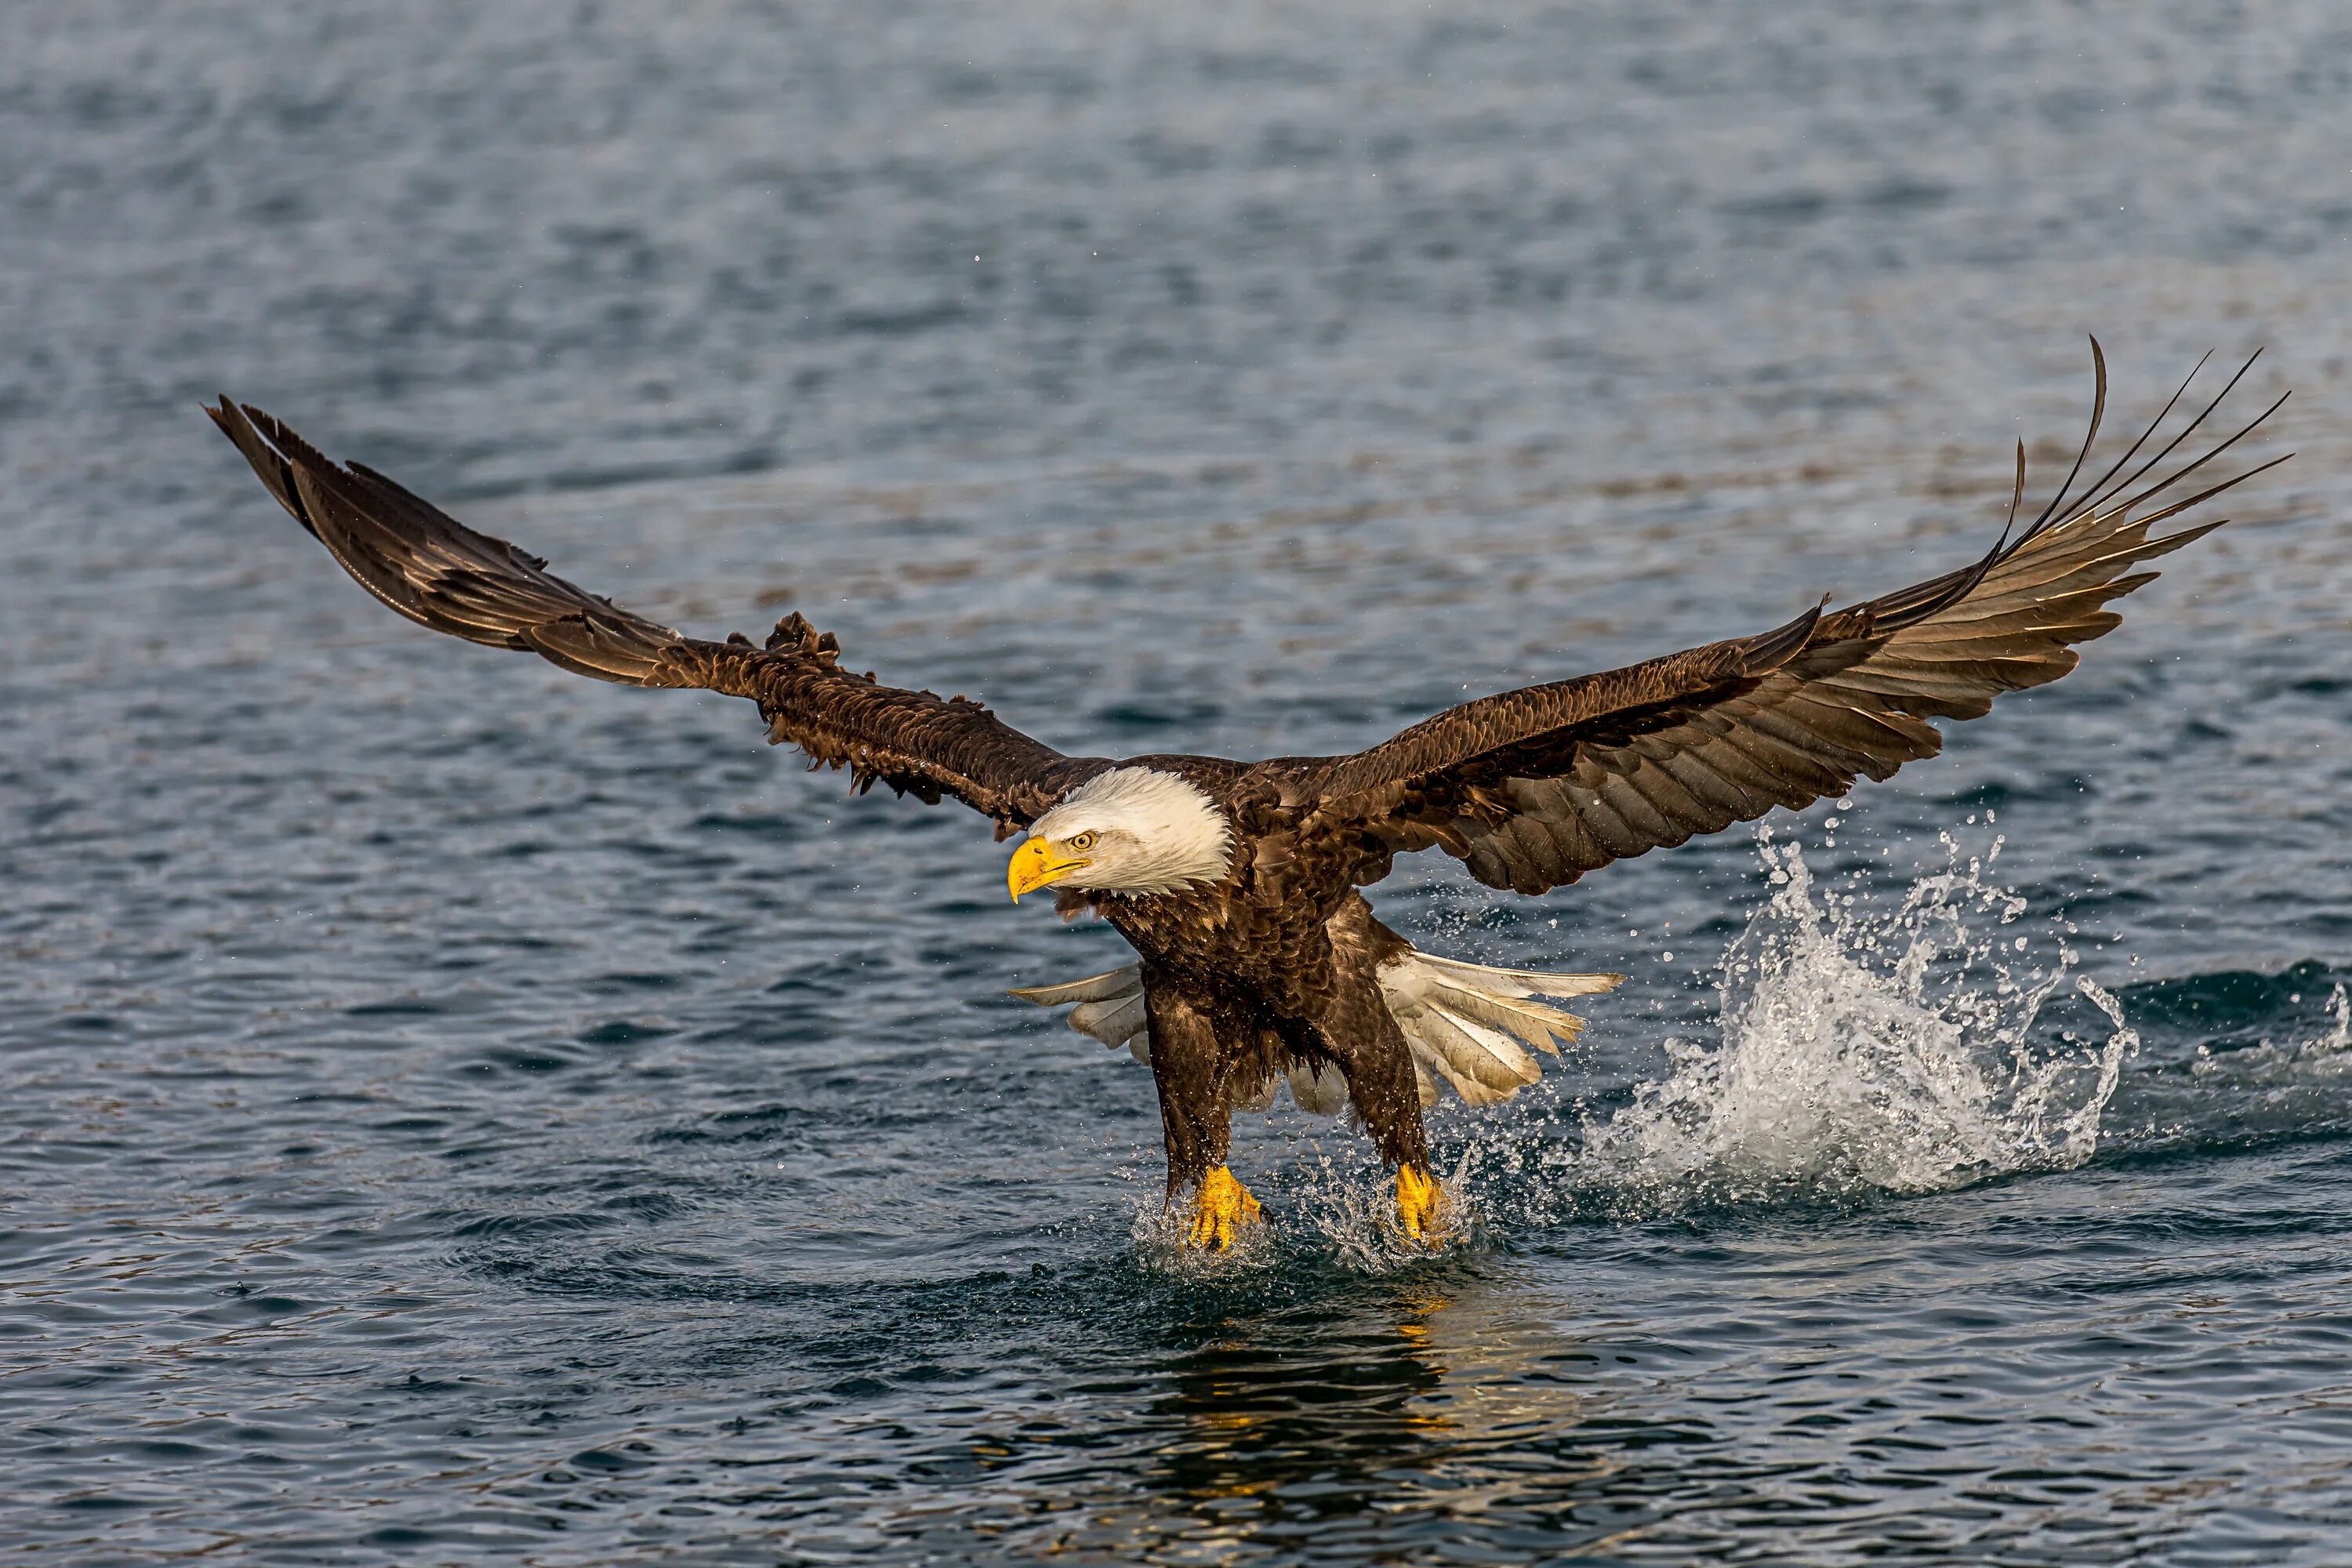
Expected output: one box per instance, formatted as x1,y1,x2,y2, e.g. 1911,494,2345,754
209,345,2285,1231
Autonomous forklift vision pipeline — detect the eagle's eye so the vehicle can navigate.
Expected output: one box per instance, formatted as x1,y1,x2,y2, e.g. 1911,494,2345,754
1068,830,1098,852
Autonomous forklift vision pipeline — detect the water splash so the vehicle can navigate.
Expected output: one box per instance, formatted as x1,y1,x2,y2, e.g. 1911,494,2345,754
1155,823,2270,1266
1572,827,2135,1206
1284,1142,1489,1272
1127,1197,1286,1276
1125,1142,1479,1277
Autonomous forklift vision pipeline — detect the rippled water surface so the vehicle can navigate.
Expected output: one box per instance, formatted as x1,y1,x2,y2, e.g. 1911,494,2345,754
7,4,2352,1563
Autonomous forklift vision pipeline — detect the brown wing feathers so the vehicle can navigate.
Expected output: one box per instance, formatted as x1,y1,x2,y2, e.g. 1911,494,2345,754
215,343,2282,882
209,399,684,682
209,399,1080,831
648,618,1080,829
1316,346,2288,895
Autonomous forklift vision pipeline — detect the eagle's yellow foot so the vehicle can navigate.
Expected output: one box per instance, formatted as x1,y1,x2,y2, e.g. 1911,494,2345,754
1395,1164,1448,1244
1184,1166,1263,1252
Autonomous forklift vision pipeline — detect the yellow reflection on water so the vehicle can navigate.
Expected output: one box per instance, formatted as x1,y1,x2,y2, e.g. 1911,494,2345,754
1119,1272,1617,1556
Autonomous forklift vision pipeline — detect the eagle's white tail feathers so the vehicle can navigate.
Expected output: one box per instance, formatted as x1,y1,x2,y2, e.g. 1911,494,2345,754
1421,982,1588,1054
1392,1000,1539,1108
1009,949,1621,1114
1403,953,1624,1000
1374,949,1621,1108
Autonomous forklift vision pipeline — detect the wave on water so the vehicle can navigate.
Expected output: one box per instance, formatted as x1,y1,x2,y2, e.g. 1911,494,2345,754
2111,964,2352,1152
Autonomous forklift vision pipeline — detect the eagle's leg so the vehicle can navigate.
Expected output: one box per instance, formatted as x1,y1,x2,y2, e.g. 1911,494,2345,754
1142,978,1263,1250
1317,982,1448,1243
1187,1166,1263,1252
1393,1163,1446,1243
1316,898,1452,1241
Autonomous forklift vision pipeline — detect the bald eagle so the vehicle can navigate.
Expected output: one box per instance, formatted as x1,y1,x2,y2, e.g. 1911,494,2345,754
210,345,2283,1249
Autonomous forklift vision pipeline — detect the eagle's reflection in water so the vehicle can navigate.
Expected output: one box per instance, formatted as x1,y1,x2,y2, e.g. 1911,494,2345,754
1065,1274,1708,1562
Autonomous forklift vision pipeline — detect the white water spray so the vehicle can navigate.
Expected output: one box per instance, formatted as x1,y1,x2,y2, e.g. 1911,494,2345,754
1574,826,2134,1205
1163,822,2155,1269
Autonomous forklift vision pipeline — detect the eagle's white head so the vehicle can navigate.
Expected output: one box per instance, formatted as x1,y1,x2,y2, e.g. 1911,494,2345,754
1008,767,1235,900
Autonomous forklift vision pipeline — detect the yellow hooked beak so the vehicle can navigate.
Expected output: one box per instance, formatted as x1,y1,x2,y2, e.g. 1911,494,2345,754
1007,837,1088,902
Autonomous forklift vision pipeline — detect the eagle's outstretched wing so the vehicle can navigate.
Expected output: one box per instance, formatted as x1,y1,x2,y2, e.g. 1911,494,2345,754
209,400,1094,835
1302,346,2289,895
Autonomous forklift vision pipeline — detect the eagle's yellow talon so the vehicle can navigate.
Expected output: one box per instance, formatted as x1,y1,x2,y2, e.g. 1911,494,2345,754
1183,1165,1262,1251
1395,1164,1447,1244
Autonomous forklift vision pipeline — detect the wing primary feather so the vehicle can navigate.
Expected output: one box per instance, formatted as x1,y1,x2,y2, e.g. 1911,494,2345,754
1305,349,2283,901
207,398,307,528
2122,448,2293,537
2106,397,2292,526
1738,596,1828,668
2005,437,2027,538
2065,349,2212,524
2078,350,2268,522
1849,504,2020,630
2019,335,2107,538
214,399,1083,829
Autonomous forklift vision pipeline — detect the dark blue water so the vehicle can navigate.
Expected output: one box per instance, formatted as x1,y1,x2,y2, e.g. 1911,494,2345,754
6,5,2352,1563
